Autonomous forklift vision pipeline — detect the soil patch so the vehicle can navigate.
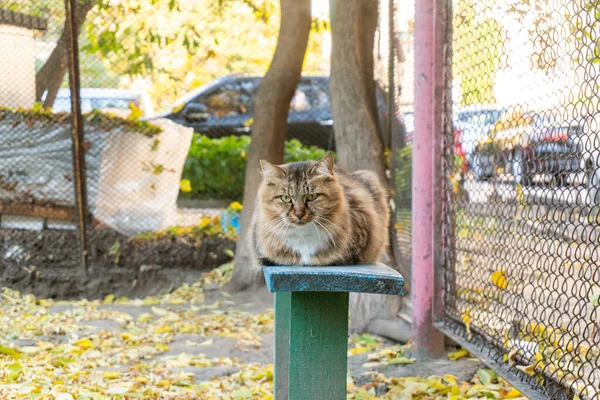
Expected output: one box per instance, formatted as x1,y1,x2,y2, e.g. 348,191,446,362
0,227,235,299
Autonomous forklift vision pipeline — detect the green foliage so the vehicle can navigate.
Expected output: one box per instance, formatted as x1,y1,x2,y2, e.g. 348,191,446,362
454,0,504,106
181,135,331,200
81,0,330,109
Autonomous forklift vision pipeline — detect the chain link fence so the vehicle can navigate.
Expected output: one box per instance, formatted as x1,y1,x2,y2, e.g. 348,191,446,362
441,0,600,397
1,0,405,293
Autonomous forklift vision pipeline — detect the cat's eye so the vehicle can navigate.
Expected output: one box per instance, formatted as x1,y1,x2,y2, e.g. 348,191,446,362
305,193,318,201
280,195,292,203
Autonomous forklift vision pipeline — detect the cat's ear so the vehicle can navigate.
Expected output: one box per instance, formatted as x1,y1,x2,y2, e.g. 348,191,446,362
311,153,335,176
259,159,286,178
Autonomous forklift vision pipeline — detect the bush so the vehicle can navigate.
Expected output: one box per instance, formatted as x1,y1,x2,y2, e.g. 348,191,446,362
181,135,331,200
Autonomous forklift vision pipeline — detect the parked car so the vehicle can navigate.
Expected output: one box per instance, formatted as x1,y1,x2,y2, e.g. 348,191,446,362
157,75,396,151
453,105,504,170
472,107,584,185
47,88,155,118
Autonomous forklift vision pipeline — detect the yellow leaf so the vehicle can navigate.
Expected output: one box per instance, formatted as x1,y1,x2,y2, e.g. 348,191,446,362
172,103,185,114
450,385,461,396
515,364,536,376
502,388,523,399
448,349,470,360
103,371,121,379
75,338,93,350
156,343,169,351
103,294,115,304
243,117,254,127
348,346,370,356
129,102,143,120
0,346,21,360
461,310,472,337
154,325,173,334
180,179,192,193
491,270,508,289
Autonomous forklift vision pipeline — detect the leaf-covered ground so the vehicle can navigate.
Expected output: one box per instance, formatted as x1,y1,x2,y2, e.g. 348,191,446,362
0,263,522,399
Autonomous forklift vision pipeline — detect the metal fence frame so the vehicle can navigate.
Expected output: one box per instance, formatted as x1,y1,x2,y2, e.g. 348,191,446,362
415,0,600,395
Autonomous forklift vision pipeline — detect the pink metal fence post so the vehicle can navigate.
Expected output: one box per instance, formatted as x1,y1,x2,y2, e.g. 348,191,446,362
412,0,446,358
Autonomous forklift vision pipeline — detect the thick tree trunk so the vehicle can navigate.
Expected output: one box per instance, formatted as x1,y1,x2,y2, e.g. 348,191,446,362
229,0,312,290
330,0,404,336
331,0,385,179
36,0,95,107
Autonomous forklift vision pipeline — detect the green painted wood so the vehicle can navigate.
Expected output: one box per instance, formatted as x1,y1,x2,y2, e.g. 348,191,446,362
289,291,349,400
263,265,404,295
274,292,291,400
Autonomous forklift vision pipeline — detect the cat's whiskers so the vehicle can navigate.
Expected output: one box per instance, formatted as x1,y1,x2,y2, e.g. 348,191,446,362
269,219,291,242
260,217,287,235
312,221,324,245
313,219,334,243
315,216,342,241
260,216,285,231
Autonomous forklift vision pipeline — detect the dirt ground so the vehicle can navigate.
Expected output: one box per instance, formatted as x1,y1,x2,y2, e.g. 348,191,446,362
0,227,235,299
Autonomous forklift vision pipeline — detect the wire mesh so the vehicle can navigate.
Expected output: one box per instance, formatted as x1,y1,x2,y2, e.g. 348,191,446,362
74,0,336,238
443,0,600,397
0,1,76,233
2,1,404,273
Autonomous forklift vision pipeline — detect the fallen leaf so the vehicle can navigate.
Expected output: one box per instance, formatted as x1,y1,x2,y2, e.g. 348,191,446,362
448,348,470,360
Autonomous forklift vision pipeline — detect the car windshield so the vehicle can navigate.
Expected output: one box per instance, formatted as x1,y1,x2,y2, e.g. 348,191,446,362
189,78,330,119
458,109,501,125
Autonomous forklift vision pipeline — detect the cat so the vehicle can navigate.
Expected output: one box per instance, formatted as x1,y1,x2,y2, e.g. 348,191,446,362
249,153,389,268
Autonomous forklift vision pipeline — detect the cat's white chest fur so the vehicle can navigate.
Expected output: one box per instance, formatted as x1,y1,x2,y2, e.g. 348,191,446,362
282,222,327,265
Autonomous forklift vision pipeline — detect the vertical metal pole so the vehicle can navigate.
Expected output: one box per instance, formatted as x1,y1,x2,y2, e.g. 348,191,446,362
412,0,445,357
65,0,89,272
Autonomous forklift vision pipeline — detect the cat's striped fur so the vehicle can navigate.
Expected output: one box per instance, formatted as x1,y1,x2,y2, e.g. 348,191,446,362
249,154,389,268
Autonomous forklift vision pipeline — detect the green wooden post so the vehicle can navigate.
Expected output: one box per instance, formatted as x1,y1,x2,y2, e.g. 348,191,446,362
289,292,349,400
264,265,405,400
275,292,291,400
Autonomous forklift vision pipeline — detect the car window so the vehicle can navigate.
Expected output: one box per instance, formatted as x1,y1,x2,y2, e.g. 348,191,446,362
458,110,501,125
93,98,133,110
290,79,330,112
192,80,257,118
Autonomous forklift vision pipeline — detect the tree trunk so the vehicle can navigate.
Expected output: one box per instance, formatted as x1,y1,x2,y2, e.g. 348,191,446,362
330,0,404,335
36,0,96,107
229,0,312,290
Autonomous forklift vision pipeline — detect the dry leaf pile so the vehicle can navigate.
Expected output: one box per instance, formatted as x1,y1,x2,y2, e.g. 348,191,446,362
0,264,522,399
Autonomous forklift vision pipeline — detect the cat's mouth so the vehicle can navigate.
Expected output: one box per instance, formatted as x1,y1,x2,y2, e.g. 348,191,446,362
290,217,311,225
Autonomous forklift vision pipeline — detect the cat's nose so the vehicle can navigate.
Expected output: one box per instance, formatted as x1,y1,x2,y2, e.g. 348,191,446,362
293,207,306,219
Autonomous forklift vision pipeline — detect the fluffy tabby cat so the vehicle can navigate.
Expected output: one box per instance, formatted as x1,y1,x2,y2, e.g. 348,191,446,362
249,154,389,268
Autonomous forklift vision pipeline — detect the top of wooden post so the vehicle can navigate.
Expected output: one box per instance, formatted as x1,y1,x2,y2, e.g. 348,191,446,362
263,264,404,295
